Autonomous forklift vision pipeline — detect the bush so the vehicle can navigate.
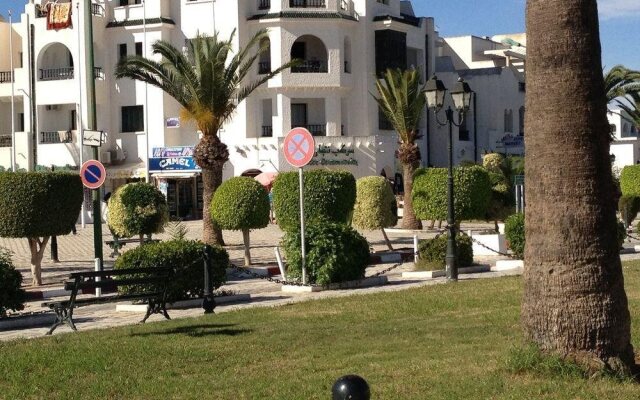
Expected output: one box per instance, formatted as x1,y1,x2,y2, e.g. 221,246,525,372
412,166,492,222
272,170,356,231
483,153,505,173
416,234,473,271
352,176,397,230
0,172,83,286
108,183,169,240
620,165,640,196
282,223,370,285
211,177,270,266
0,249,25,317
505,213,525,259
618,195,640,227
114,240,228,303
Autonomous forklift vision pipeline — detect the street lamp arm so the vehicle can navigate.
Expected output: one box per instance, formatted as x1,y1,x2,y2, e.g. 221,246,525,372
431,107,449,127
450,111,466,128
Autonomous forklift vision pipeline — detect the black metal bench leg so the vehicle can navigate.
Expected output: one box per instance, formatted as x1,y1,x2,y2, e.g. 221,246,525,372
47,306,76,335
161,304,171,321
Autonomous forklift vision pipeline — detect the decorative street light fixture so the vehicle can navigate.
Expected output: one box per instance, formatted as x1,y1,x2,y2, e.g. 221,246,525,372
425,75,473,281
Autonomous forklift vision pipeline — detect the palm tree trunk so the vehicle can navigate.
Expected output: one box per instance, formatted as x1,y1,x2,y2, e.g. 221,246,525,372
401,163,422,230
202,167,225,246
523,0,634,373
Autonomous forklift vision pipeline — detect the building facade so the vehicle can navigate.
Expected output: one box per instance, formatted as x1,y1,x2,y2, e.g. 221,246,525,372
0,0,437,220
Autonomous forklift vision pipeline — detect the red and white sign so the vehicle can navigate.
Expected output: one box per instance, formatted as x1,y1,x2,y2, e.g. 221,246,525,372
283,128,315,168
80,160,107,190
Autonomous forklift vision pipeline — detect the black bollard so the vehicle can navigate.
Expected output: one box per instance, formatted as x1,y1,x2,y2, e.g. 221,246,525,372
332,375,370,400
202,245,216,314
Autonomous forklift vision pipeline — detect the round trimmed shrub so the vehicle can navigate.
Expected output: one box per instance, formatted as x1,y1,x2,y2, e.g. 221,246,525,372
108,183,169,240
505,213,525,259
483,153,505,173
0,249,25,317
618,195,640,227
114,240,228,303
620,165,640,196
272,170,356,231
211,177,269,266
282,223,370,285
412,166,492,222
0,172,83,286
352,176,397,230
416,234,473,271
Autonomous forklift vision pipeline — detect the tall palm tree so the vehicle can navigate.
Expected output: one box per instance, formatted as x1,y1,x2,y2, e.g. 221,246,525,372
604,65,640,125
373,69,425,230
523,0,635,374
116,30,293,245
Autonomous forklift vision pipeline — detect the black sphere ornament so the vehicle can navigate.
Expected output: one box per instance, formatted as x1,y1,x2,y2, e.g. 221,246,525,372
331,375,370,400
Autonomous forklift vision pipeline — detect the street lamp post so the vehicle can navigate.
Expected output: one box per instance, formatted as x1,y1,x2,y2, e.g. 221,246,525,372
425,76,473,281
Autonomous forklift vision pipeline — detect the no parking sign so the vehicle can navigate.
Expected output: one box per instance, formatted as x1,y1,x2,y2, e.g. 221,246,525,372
80,160,106,190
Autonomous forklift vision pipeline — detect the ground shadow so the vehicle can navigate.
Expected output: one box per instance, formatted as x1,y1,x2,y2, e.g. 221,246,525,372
130,323,251,338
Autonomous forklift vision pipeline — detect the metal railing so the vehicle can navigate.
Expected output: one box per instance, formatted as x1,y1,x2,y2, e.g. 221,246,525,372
0,71,13,83
291,60,327,73
290,0,326,8
258,61,271,75
40,131,73,144
94,67,105,80
261,126,273,137
91,3,105,17
39,67,74,81
294,124,326,136
0,135,12,148
258,0,271,10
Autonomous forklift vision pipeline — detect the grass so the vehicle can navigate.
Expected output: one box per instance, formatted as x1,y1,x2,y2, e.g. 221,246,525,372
2,263,640,399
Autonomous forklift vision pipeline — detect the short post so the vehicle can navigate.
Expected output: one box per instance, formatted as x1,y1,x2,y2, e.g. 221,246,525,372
94,258,102,297
413,235,419,263
332,375,370,400
202,245,216,314
50,235,59,263
274,247,286,278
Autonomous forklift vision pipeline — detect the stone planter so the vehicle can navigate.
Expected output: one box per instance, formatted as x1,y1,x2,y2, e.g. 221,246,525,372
281,276,389,293
469,231,507,256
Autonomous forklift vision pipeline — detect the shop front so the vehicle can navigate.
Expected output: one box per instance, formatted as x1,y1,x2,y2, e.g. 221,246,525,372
149,147,203,221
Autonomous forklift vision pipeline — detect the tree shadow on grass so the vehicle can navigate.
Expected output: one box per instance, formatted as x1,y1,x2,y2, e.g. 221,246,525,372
130,323,252,338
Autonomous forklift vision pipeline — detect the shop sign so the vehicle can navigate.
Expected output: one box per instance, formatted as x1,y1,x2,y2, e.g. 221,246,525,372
311,144,358,166
149,147,201,172
490,132,525,153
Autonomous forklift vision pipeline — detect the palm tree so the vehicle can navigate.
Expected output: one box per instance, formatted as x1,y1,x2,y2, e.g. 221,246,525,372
523,0,634,374
116,30,294,245
373,69,425,230
604,65,640,125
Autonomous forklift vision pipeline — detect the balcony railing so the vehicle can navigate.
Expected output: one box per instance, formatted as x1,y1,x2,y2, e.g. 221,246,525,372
91,3,105,17
291,60,327,73
258,0,271,10
0,71,13,83
94,67,105,80
294,124,326,136
290,0,326,8
262,126,273,137
40,131,73,144
39,67,74,81
258,61,271,75
0,135,12,148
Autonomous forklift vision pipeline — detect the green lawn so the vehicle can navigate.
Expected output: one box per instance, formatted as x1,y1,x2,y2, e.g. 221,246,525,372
2,263,640,399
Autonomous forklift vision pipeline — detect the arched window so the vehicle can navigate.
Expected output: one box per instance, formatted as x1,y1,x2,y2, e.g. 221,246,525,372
344,36,352,73
291,35,328,73
38,42,74,81
258,37,271,75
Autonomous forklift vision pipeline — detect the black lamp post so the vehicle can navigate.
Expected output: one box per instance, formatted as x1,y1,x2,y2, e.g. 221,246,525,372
425,76,473,281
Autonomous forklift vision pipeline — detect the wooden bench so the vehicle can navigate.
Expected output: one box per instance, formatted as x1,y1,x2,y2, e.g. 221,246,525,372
42,267,174,335
105,237,161,257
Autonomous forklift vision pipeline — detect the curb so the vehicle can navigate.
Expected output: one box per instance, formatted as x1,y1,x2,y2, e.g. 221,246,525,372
402,265,491,279
116,294,252,313
282,276,389,293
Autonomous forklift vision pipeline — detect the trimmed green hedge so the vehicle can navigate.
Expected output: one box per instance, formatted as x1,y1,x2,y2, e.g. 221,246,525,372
0,172,82,238
210,177,269,230
272,170,356,231
352,176,397,230
114,240,228,303
108,183,169,238
505,213,525,259
620,165,640,196
0,249,25,317
282,223,370,285
619,195,640,227
416,234,473,271
412,166,492,221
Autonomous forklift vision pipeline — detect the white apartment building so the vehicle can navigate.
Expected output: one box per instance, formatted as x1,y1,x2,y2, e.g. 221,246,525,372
609,106,640,172
0,0,437,221
432,33,526,165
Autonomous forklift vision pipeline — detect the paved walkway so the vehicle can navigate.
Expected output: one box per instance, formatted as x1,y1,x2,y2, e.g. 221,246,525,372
2,221,639,341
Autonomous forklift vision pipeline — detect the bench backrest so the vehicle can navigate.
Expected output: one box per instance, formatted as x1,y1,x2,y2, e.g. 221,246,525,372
64,267,173,291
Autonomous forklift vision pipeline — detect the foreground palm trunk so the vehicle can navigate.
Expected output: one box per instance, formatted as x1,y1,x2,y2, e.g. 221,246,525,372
401,163,422,230
523,0,634,372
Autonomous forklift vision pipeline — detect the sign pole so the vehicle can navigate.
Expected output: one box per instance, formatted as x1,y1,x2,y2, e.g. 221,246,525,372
299,167,306,285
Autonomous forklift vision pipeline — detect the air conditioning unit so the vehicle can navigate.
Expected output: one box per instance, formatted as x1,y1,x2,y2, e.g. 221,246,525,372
45,105,60,111
101,151,112,165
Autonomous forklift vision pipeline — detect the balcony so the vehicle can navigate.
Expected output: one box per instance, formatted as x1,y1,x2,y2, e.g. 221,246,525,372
36,3,104,18
0,72,13,83
0,135,12,148
291,61,327,73
290,0,326,7
39,67,74,81
294,124,326,136
261,126,273,137
40,131,74,144
258,62,271,75
258,0,271,10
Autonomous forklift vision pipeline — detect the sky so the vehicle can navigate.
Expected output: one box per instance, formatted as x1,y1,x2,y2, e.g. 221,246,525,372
2,0,639,70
